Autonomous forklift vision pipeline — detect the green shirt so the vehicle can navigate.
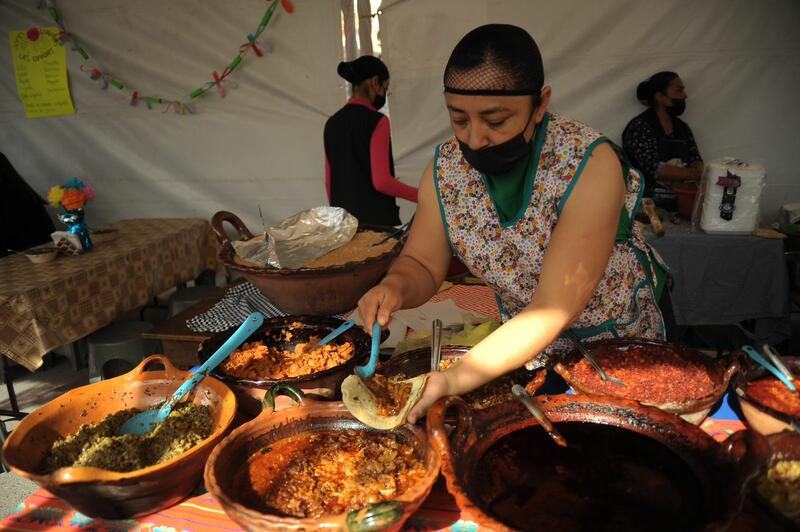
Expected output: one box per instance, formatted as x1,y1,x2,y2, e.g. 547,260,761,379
484,152,534,224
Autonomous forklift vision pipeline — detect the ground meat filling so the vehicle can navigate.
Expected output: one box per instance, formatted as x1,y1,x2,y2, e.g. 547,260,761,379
756,456,800,524
238,430,426,518
42,402,212,473
362,374,412,417
746,377,800,417
222,326,354,381
569,345,717,404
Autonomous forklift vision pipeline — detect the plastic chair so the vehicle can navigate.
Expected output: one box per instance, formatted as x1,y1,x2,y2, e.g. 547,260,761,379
167,285,218,317
87,321,156,383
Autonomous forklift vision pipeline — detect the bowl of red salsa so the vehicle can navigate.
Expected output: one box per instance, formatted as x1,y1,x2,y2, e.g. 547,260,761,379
553,339,738,424
734,355,800,436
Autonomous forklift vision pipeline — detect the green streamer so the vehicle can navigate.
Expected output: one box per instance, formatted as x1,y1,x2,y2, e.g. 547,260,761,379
74,47,89,60
48,7,61,23
146,97,163,105
190,87,206,99
227,56,242,72
255,1,279,37
110,79,124,90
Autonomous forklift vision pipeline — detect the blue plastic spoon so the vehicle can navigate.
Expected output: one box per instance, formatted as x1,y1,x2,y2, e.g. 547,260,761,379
316,319,356,347
355,321,381,380
743,345,797,393
118,312,264,435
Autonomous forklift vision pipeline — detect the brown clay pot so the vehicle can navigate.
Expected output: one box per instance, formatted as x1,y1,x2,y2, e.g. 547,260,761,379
205,385,441,531
381,345,542,408
553,338,738,424
752,431,800,528
211,211,402,316
428,393,769,532
1,355,237,519
197,315,377,417
733,355,800,436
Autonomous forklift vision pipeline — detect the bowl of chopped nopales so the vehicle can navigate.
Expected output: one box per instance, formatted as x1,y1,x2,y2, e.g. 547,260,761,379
1,355,236,519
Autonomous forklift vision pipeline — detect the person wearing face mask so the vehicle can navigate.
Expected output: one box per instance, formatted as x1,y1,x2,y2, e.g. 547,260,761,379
622,71,703,211
323,55,417,226
357,24,666,422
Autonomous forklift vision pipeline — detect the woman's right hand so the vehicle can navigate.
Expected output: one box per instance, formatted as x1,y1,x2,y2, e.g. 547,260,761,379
357,281,404,330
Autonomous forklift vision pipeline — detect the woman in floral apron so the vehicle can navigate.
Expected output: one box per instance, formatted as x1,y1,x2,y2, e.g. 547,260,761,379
358,24,666,422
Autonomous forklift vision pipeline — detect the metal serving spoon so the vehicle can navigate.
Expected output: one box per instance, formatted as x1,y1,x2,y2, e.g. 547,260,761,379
430,319,443,372
512,384,568,447
370,217,414,247
565,330,626,388
118,312,264,435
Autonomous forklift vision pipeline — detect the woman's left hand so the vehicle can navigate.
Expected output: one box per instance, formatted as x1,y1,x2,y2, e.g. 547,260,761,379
407,371,452,424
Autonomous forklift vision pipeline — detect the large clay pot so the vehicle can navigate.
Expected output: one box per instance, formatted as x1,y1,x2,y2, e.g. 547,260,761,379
734,355,800,436
211,211,402,316
197,315,378,417
428,393,768,532
205,386,441,531
553,338,738,424
2,355,237,519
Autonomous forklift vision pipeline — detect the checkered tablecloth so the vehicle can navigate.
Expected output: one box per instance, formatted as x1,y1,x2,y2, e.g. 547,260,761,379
0,218,219,371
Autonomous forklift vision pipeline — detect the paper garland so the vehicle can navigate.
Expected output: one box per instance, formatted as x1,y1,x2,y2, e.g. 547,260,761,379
38,0,294,115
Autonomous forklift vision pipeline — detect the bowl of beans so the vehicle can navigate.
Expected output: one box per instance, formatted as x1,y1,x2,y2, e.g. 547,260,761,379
553,339,738,424
734,356,800,436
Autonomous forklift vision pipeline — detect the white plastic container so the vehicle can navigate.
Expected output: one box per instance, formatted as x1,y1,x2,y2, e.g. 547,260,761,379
699,158,766,234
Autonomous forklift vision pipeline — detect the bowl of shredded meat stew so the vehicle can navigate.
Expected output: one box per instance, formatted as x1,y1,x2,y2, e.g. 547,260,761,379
753,431,800,528
212,211,403,316
553,339,738,424
734,355,800,436
205,384,441,531
1,355,237,519
198,315,377,417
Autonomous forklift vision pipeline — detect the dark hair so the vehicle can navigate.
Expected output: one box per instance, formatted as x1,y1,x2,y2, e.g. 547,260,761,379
443,24,544,103
636,71,679,106
337,55,389,85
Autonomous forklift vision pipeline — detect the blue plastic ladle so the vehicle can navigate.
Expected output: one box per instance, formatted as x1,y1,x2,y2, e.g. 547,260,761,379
742,345,797,392
316,319,356,347
355,321,381,380
118,312,264,435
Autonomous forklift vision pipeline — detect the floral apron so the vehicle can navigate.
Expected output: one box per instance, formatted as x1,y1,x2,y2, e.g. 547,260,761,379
434,112,665,368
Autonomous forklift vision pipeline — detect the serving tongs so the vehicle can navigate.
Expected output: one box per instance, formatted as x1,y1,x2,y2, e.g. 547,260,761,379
371,216,414,247
430,319,443,372
511,384,568,447
742,345,797,393
565,330,626,388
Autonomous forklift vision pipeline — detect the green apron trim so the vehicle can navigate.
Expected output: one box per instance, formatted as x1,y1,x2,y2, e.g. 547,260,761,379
481,113,550,228
556,136,610,216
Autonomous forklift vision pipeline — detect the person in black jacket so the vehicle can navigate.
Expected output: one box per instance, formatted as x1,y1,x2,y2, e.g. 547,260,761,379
622,71,703,211
0,153,54,257
324,55,417,226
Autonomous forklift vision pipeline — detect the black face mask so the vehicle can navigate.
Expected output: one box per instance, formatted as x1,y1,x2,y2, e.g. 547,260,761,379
458,111,535,176
372,92,386,111
667,97,686,116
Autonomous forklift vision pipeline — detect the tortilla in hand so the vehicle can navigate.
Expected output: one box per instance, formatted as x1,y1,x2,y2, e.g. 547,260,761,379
341,373,428,430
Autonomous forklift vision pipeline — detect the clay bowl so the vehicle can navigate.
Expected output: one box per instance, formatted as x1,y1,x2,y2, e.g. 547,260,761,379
1,355,237,519
211,210,403,316
752,431,800,529
25,246,59,263
197,315,375,417
205,385,441,531
382,345,540,409
428,393,769,532
733,356,800,436
553,338,738,424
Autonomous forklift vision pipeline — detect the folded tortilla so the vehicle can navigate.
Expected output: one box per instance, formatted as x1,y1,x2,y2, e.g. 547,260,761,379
341,374,428,431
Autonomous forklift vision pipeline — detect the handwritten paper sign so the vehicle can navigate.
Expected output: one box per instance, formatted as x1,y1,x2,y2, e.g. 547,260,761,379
9,27,75,118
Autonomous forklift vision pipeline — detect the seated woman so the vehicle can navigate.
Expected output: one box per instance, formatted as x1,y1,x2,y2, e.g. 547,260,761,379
622,72,703,211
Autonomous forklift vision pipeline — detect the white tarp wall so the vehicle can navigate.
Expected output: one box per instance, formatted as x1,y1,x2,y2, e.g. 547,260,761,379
1,0,798,230
379,0,800,223
1,0,343,231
